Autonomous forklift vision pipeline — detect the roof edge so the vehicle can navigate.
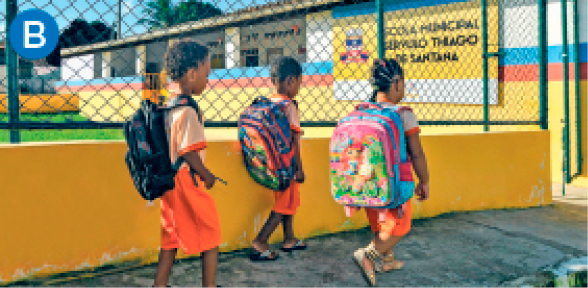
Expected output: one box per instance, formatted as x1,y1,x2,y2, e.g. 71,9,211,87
61,0,342,58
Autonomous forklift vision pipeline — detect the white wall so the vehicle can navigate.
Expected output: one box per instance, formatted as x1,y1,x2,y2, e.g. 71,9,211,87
61,54,95,81
545,0,587,46
240,17,306,66
146,41,168,73
190,31,225,56
109,47,136,77
190,31,225,68
306,11,333,63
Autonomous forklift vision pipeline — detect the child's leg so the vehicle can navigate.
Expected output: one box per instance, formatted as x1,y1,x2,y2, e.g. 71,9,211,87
154,248,178,287
201,246,219,287
373,231,403,255
361,205,412,274
281,215,306,248
252,211,283,253
282,214,295,241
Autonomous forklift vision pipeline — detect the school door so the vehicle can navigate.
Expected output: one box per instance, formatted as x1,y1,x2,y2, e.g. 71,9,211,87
211,54,225,69
241,49,259,67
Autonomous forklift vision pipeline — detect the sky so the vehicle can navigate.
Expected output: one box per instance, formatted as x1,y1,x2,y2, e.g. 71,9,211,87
0,0,264,41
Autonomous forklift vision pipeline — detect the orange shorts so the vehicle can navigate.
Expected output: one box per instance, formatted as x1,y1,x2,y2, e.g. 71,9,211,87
160,167,222,255
366,199,412,237
272,181,300,216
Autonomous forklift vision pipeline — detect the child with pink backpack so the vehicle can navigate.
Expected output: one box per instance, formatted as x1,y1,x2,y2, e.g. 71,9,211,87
330,58,430,286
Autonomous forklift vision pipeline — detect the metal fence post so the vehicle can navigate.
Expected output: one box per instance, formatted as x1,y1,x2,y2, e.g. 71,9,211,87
538,0,548,130
561,0,570,183
376,0,385,59
6,0,20,143
481,0,489,132
572,0,582,178
117,0,122,39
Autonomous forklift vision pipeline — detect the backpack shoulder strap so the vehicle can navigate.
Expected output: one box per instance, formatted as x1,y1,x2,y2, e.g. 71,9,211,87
252,96,291,112
356,102,384,111
252,96,270,105
387,105,413,113
274,99,292,111
165,94,203,124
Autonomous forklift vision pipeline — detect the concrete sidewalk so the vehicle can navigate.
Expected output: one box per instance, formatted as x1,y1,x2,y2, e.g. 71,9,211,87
18,185,588,287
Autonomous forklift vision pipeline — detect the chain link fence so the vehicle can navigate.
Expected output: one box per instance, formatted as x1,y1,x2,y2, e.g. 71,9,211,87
0,0,546,139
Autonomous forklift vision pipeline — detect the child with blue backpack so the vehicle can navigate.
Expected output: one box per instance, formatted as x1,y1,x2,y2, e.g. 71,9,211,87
347,59,430,286
245,56,307,261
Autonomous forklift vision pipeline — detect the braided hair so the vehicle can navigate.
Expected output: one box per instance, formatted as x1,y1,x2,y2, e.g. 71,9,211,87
369,58,404,102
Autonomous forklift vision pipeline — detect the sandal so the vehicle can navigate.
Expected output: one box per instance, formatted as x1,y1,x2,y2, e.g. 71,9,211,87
381,251,404,272
249,249,279,261
361,245,405,273
280,240,307,252
353,245,382,287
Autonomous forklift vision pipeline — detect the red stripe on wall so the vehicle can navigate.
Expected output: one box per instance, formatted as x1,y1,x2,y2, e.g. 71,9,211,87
301,74,334,87
56,82,144,93
207,75,333,89
501,63,587,82
547,63,588,81
57,75,333,92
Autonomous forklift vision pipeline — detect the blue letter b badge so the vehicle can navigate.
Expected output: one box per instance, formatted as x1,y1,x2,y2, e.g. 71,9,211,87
9,9,59,60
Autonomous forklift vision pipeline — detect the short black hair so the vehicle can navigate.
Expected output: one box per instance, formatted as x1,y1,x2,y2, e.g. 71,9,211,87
271,56,302,84
164,39,210,81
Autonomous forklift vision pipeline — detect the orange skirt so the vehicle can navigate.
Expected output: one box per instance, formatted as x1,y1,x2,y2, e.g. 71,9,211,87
272,182,300,216
365,199,412,237
160,167,222,254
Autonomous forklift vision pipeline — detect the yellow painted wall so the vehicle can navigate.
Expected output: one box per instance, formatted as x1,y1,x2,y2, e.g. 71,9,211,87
0,94,78,114
78,90,142,122
193,81,539,123
0,131,550,284
548,81,587,184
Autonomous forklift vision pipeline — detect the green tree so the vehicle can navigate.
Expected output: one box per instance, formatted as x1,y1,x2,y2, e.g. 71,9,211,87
47,19,115,67
139,0,223,30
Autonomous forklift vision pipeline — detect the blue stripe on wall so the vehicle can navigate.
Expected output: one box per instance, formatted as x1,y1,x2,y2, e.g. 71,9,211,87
208,61,333,80
332,0,471,19
500,43,588,66
209,66,270,79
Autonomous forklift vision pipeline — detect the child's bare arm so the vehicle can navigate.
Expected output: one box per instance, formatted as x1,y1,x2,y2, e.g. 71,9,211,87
183,151,216,189
406,134,429,201
294,133,305,183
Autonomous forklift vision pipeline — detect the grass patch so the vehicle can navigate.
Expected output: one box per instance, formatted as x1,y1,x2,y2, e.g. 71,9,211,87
0,113,125,143
538,270,588,287
0,129,124,143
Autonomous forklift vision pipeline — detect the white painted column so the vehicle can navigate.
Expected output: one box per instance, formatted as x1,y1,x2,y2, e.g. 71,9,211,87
225,27,241,69
102,51,112,78
306,10,333,63
136,45,147,75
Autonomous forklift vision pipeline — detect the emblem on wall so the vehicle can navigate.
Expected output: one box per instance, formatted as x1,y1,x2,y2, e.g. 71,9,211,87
340,28,369,64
